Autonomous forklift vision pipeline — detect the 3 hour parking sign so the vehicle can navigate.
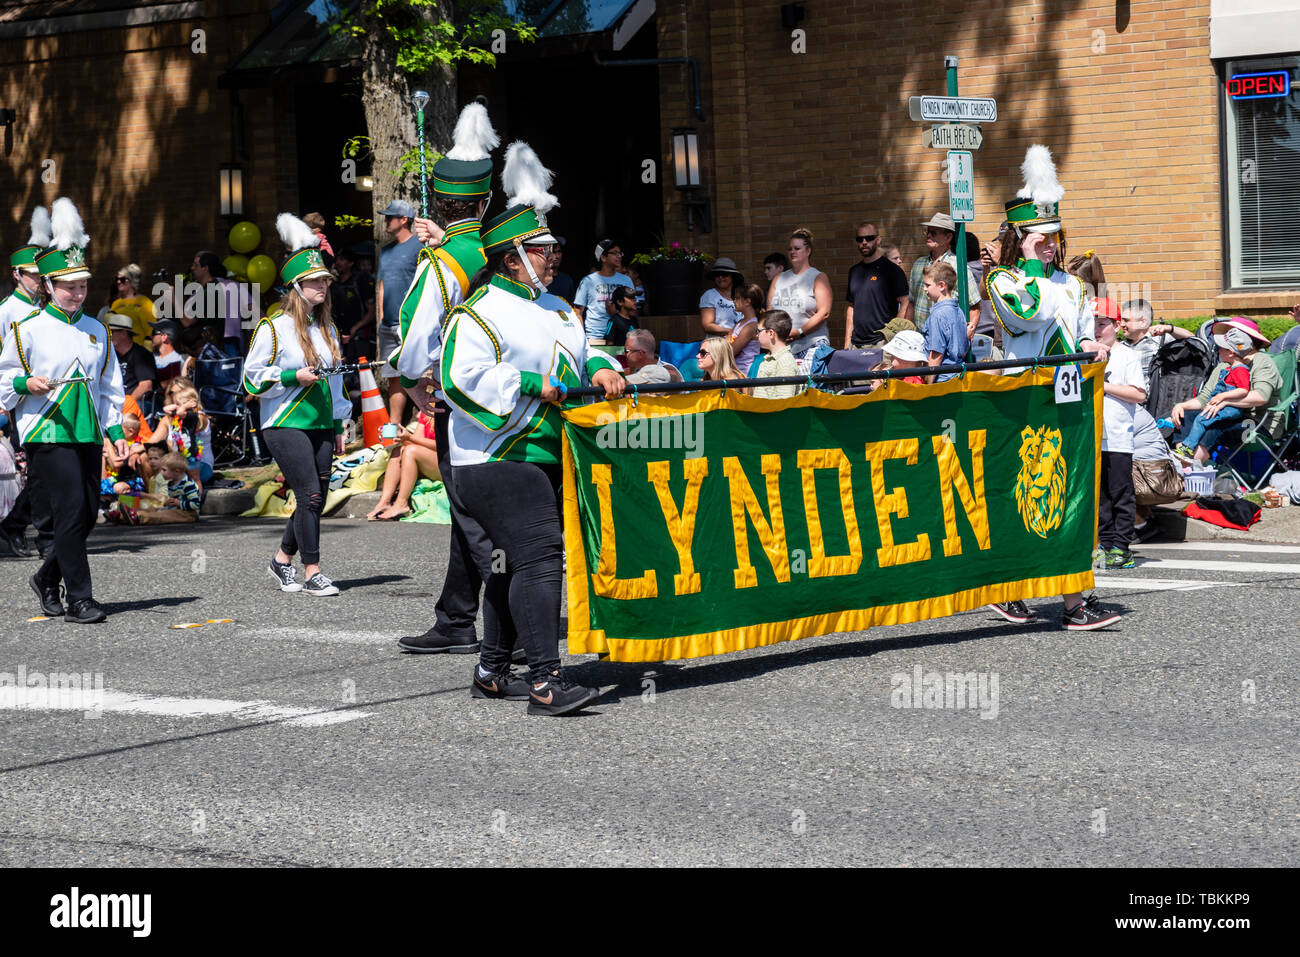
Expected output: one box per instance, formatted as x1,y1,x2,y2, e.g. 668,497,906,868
948,150,974,222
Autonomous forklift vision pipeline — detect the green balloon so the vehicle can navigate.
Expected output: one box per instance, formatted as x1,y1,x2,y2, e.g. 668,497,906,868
228,221,261,254
246,254,278,293
222,254,249,279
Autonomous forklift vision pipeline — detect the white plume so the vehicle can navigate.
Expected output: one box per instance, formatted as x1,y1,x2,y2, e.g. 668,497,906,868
28,206,51,247
1016,144,1064,205
502,142,557,214
276,212,320,252
445,102,499,161
49,197,89,251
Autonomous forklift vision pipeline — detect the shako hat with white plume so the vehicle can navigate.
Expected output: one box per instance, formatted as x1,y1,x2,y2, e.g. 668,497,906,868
10,206,50,272
36,198,91,281
433,102,499,200
480,142,558,260
277,212,332,286
1004,145,1065,235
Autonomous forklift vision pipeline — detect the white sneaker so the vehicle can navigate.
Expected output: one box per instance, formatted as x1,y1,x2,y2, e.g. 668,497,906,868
302,572,339,597
267,560,303,593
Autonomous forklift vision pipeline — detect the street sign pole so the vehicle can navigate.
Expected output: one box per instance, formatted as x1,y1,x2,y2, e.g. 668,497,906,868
946,56,969,321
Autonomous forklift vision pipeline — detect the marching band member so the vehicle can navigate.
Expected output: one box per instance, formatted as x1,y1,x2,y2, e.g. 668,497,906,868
244,213,351,597
442,142,624,715
0,207,52,559
983,146,1120,632
0,198,126,623
390,102,502,655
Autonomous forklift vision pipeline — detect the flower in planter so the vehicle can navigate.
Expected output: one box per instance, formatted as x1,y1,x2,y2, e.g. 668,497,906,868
630,239,715,265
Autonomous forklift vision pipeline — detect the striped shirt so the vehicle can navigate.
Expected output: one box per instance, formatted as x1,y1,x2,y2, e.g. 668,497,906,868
168,476,202,512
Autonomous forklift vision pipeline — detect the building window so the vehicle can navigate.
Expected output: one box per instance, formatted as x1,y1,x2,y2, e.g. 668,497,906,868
1223,55,1300,288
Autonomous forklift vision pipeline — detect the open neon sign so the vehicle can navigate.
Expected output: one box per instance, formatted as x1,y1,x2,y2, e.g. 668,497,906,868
1226,71,1290,100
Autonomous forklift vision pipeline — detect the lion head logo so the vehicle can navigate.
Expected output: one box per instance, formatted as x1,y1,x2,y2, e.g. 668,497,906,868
1015,425,1067,539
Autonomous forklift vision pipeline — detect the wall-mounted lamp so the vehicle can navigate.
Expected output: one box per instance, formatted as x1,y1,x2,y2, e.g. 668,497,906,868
780,3,805,30
0,108,14,157
672,127,711,233
357,174,375,193
219,163,244,217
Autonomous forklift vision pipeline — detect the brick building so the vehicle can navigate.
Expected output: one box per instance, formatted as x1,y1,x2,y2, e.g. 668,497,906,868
653,0,1300,340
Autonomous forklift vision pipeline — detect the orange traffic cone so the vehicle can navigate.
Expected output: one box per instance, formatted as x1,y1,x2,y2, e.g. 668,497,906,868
358,356,388,447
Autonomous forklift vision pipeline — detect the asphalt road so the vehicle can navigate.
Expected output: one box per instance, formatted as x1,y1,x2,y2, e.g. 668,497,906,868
0,518,1295,866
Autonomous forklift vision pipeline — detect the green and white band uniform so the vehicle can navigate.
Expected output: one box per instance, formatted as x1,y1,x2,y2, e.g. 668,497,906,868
983,144,1095,363
243,311,352,433
392,218,486,392
388,102,497,392
441,274,618,466
1,206,50,347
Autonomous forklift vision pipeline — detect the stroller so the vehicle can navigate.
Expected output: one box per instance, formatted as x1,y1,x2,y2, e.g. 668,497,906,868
1144,335,1214,421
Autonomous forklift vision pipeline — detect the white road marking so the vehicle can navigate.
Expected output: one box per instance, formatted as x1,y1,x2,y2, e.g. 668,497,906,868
1091,576,1250,592
243,627,394,646
1131,558,1300,575
1134,542,1300,555
0,687,372,727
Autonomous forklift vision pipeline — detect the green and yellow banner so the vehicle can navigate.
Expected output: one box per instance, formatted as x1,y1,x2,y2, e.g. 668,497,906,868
561,365,1104,662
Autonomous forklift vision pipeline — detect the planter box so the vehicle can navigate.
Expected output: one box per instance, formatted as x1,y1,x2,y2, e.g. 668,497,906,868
641,259,704,317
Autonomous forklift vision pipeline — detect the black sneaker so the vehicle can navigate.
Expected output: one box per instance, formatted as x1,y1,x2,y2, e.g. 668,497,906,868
511,645,527,665
1062,599,1121,631
267,560,302,593
29,573,64,616
64,598,107,624
527,669,601,716
987,600,1034,624
2,527,32,558
302,573,339,597
398,629,480,654
471,666,531,701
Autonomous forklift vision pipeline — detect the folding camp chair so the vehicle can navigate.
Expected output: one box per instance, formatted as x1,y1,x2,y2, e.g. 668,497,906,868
193,355,252,467
657,340,703,381
819,347,885,395
1216,347,1300,490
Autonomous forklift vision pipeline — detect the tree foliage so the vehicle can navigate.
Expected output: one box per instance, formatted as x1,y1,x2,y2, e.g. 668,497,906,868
339,0,536,77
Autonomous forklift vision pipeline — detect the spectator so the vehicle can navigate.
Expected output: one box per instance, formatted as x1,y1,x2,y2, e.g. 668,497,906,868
1066,249,1106,300
920,262,969,381
1093,309,1147,569
904,213,981,333
883,245,903,269
190,250,248,356
627,264,647,314
150,319,186,391
153,379,214,489
367,410,440,521
964,230,997,345
1131,406,1184,539
302,212,335,265
881,330,930,384
753,310,802,399
730,282,765,375
700,257,744,337
108,264,156,348
332,247,375,359
601,286,640,344
624,329,681,385
977,223,1013,348
102,412,149,495
1171,327,1256,464
767,227,832,360
1120,298,1192,390
762,252,789,283
107,313,156,411
159,451,202,512
844,219,909,347
1170,319,1280,460
575,239,633,343
376,199,421,424
546,237,576,302
697,336,744,389
144,444,168,498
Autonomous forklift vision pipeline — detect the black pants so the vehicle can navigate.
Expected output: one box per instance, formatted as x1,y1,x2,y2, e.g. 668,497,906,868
455,459,564,681
431,405,492,639
1099,450,1136,551
2,484,53,553
26,443,101,603
263,427,333,566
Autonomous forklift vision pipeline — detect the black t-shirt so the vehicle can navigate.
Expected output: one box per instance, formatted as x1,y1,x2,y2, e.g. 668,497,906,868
332,275,365,331
846,257,910,345
116,343,157,393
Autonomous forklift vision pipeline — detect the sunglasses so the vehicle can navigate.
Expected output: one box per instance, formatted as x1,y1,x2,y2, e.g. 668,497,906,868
116,276,130,283
855,235,878,243
697,349,709,357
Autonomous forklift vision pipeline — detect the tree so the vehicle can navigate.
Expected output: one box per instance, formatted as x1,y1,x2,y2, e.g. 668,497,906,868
341,1,535,236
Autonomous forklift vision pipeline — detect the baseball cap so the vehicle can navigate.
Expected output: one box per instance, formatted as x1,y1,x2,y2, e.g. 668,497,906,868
380,199,416,219
151,319,180,339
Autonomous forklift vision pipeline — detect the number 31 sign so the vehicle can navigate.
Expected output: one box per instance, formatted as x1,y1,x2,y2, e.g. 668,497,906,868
1054,363,1081,404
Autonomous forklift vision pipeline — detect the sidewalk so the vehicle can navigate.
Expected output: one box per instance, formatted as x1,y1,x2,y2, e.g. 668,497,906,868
1149,501,1300,544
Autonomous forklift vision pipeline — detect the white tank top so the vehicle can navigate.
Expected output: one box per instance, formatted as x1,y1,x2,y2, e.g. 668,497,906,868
770,267,822,332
